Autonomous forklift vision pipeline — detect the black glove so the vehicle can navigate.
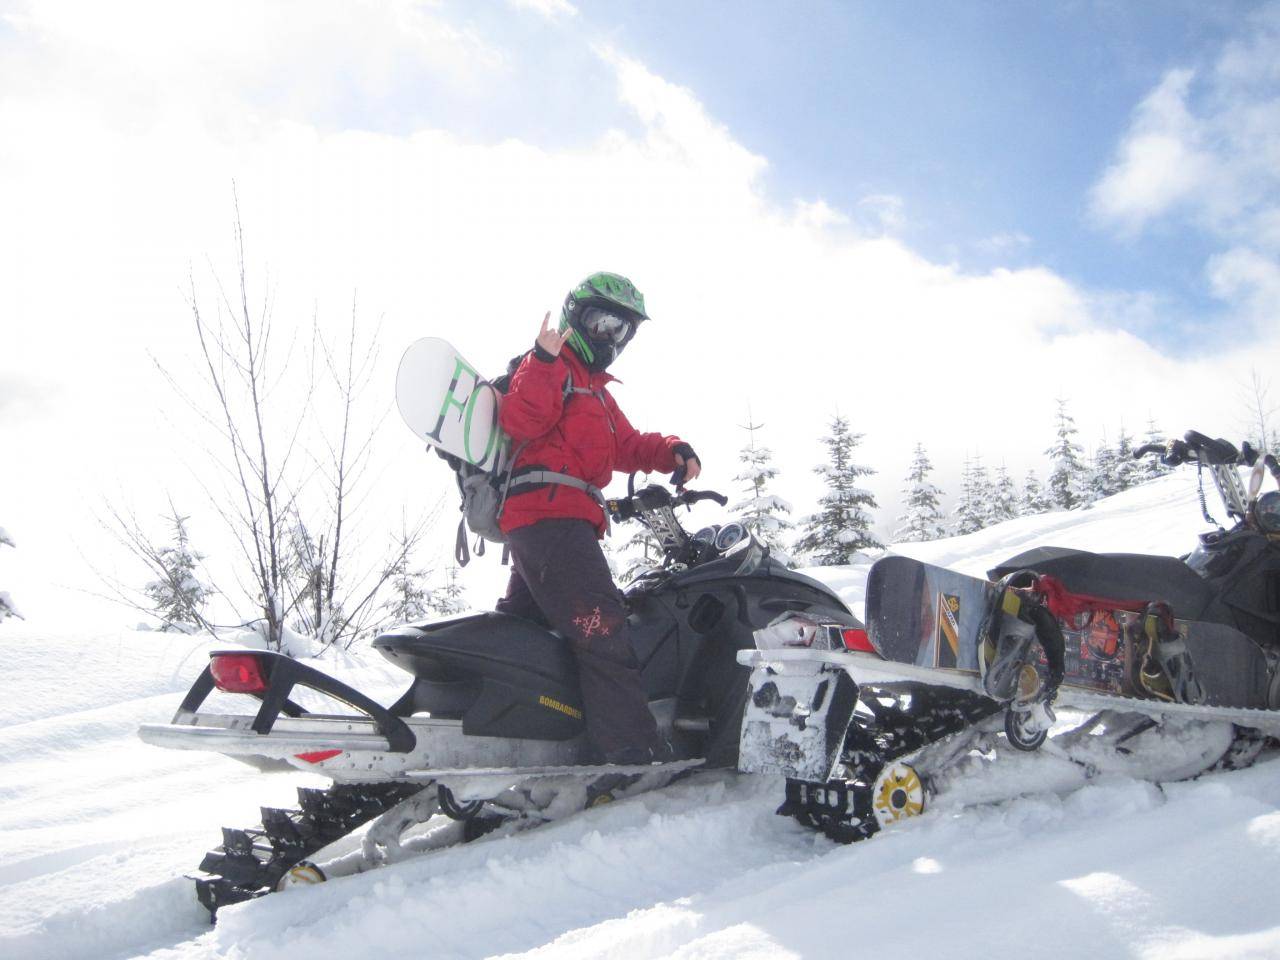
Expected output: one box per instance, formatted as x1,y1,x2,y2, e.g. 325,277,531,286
670,441,700,487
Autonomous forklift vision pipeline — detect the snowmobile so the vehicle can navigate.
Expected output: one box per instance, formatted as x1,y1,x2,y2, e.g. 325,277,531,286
139,476,859,919
738,429,1280,843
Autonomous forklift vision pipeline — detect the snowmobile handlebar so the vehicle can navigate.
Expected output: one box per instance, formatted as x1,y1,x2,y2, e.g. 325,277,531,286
1133,430,1252,468
609,482,728,521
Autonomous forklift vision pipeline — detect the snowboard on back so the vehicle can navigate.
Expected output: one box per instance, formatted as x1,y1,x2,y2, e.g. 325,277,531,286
864,554,1274,711
396,338,510,472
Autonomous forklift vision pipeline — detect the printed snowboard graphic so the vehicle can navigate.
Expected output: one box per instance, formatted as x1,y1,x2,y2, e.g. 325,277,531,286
865,555,1273,709
396,338,510,472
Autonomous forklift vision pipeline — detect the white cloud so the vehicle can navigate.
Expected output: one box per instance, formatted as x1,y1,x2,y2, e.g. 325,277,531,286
507,0,578,19
1088,69,1212,234
0,1,1276,627
1089,8,1280,318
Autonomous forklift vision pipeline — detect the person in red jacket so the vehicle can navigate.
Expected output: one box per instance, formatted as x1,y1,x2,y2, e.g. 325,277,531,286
495,272,700,764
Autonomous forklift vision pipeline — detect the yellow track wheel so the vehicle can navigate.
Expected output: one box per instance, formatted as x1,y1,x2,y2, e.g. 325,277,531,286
277,861,326,890
872,763,925,828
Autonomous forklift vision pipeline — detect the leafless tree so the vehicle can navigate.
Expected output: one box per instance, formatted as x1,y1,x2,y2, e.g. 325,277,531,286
1239,369,1279,454
137,196,436,650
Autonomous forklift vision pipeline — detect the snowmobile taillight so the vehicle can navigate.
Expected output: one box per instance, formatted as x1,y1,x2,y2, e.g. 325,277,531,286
294,749,342,764
841,628,876,653
209,653,269,694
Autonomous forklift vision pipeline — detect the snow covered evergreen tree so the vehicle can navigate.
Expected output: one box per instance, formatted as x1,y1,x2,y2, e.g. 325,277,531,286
794,414,881,563
380,548,434,624
1114,427,1139,492
618,523,663,583
969,457,995,527
989,464,1021,525
1086,435,1120,503
1140,418,1173,481
428,565,467,616
143,510,213,633
285,518,342,643
1021,469,1052,514
894,443,946,543
951,458,986,536
1045,399,1088,509
730,414,793,552
0,526,20,624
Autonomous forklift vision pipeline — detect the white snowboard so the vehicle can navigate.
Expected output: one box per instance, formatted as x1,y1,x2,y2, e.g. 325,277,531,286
395,338,510,472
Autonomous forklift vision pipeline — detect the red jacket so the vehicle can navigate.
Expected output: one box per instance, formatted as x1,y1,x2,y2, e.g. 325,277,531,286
498,346,683,536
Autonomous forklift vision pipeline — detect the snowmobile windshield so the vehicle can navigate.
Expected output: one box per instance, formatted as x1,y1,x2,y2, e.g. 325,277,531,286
580,307,636,345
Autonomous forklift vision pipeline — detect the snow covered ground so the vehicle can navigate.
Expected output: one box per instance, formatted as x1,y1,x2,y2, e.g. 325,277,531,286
4,471,1280,960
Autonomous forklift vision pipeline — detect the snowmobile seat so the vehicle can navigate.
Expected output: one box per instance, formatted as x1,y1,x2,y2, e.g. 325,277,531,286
374,612,578,688
373,613,589,739
989,547,1216,621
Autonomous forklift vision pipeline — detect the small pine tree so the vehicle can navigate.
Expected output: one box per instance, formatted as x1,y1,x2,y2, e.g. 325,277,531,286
969,457,995,527
894,443,946,543
730,414,793,551
144,510,213,633
286,518,341,643
0,526,20,624
1140,417,1173,481
381,552,433,623
1021,469,1052,514
989,464,1021,525
1087,435,1120,503
795,414,882,563
951,457,986,536
428,565,467,616
1045,398,1088,509
618,523,663,584
1114,427,1138,492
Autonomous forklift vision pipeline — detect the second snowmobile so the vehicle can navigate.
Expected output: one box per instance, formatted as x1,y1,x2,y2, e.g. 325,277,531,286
738,429,1280,842
139,476,859,918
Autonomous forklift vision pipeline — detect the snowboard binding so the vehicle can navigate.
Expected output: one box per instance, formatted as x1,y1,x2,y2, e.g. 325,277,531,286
1128,601,1206,705
978,572,1065,708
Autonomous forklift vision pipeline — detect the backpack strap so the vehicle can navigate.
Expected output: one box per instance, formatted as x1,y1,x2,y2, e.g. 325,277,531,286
502,470,611,534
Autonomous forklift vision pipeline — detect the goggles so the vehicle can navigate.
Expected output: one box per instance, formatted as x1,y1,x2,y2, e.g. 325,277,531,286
580,307,636,345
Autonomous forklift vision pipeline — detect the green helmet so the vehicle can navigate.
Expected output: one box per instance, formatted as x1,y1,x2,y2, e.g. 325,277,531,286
559,271,649,371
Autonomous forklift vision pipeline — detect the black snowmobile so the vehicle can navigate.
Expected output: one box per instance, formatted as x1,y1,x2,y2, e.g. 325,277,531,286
738,430,1280,843
139,477,859,919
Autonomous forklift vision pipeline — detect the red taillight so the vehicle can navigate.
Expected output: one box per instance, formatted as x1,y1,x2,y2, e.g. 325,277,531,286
294,749,342,764
841,628,876,653
210,653,268,694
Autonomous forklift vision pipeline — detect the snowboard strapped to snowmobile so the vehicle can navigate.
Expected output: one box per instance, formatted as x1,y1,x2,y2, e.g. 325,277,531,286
738,428,1280,844
140,476,858,919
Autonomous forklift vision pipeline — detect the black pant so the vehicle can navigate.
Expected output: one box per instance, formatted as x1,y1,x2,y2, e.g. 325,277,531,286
496,518,658,758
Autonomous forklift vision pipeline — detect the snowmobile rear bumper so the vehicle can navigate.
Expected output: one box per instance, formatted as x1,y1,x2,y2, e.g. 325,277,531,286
139,713,399,757
138,650,591,780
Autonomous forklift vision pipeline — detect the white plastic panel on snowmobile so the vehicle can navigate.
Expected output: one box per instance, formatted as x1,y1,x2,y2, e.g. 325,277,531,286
739,649,1280,737
737,652,860,782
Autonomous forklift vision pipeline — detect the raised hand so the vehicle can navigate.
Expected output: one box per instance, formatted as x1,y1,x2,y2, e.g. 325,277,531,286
536,311,572,356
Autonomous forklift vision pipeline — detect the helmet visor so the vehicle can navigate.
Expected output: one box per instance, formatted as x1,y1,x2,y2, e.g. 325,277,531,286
580,307,636,346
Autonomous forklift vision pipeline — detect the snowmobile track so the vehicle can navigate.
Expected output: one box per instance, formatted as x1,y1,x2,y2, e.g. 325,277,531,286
195,781,425,920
